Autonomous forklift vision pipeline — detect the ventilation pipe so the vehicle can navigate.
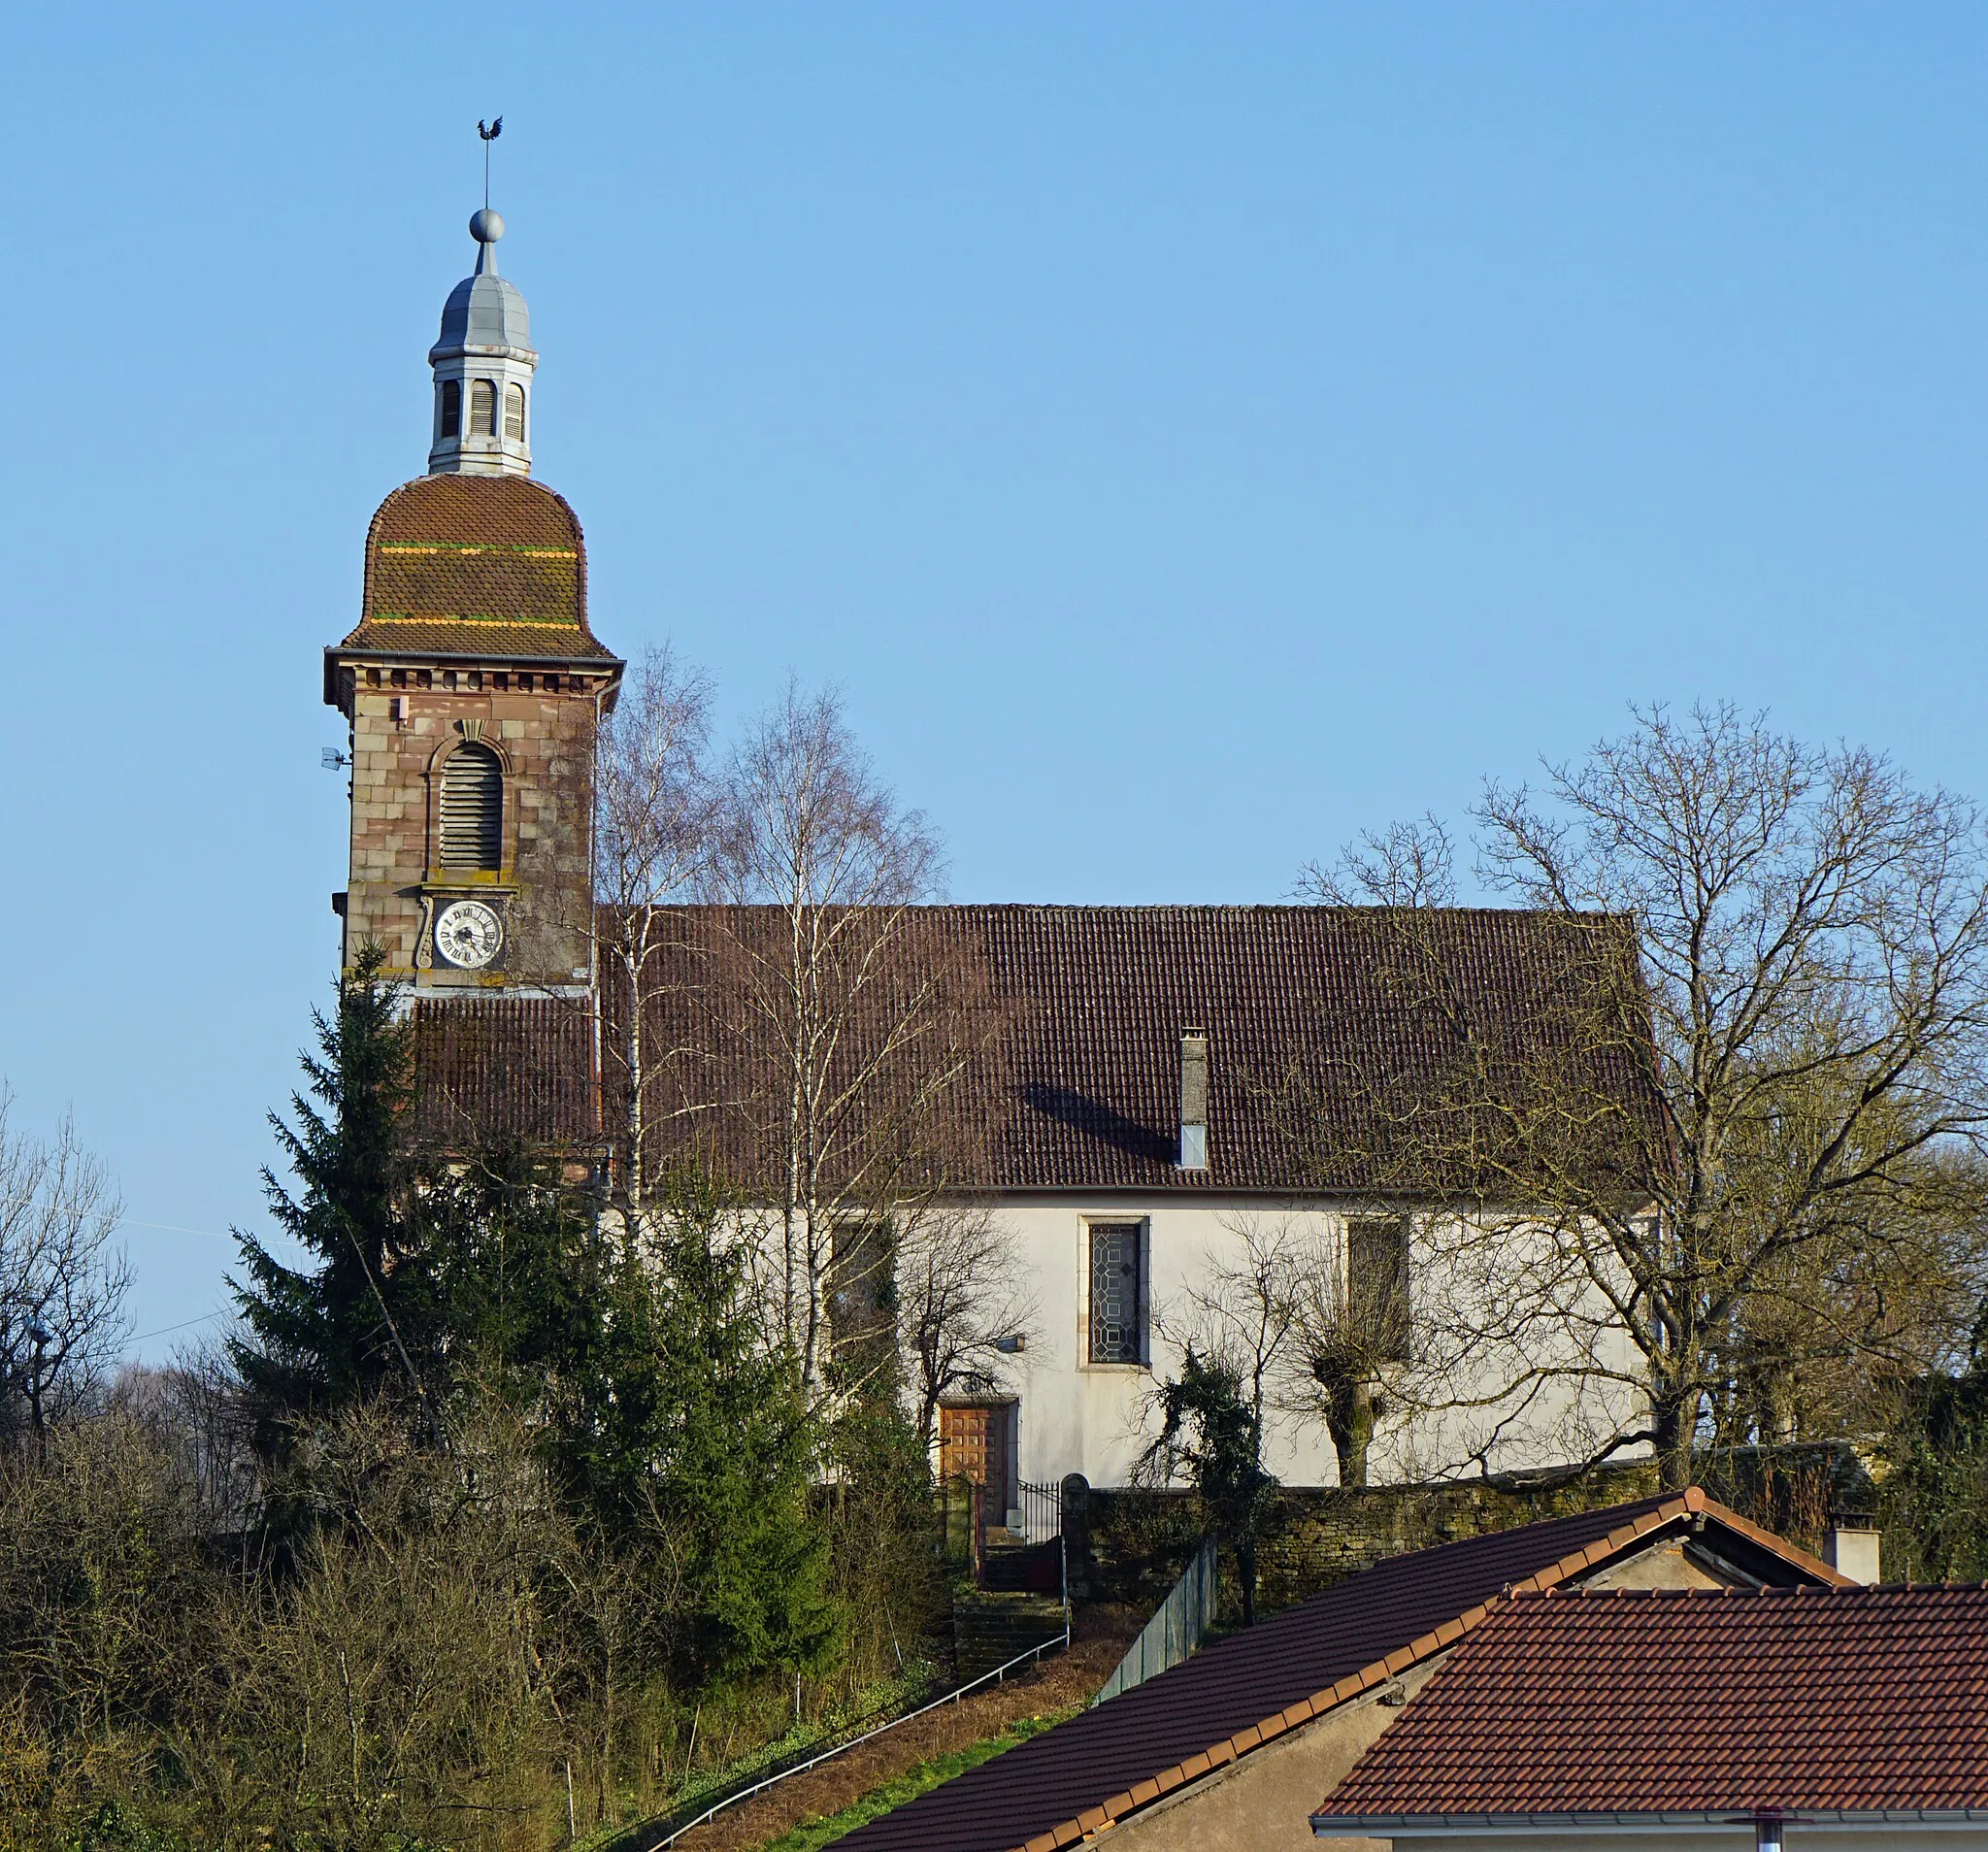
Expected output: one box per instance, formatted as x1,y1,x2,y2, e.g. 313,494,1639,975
1178,1028,1209,1171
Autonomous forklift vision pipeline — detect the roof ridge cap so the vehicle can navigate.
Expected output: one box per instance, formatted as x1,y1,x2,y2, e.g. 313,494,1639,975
1680,1489,1852,1587
686,900,1634,918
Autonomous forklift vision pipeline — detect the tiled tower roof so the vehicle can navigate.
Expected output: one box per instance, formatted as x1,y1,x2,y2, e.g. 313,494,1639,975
334,474,617,667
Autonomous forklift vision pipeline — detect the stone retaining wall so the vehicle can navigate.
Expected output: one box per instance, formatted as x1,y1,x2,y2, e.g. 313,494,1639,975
1065,1443,1872,1621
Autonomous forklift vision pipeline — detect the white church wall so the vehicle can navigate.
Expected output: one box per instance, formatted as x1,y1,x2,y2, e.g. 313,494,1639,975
951,1196,1646,1492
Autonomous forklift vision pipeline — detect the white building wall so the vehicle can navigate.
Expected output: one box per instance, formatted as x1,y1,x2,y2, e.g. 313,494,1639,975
979,1196,1340,1490
950,1194,1644,1492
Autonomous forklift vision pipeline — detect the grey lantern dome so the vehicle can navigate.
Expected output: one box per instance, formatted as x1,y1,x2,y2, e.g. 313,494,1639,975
431,215,534,360
426,208,538,478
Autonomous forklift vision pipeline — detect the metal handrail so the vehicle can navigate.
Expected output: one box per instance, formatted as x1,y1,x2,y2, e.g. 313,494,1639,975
645,1619,1072,1848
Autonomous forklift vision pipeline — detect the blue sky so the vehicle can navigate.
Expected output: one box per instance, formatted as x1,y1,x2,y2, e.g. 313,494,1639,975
4,6,1985,1354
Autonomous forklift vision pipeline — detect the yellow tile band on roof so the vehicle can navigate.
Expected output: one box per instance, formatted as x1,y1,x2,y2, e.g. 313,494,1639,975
364,614,585,629
377,544,579,558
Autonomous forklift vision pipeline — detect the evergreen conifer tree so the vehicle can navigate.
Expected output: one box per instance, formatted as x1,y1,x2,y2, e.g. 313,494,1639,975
230,946,426,1444
550,1170,842,1685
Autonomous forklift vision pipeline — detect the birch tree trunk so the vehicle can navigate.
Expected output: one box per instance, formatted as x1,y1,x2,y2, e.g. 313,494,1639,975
712,681,992,1404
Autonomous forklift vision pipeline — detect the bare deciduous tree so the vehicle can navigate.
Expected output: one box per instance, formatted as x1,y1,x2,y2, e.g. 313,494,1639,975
1309,703,1988,1488
0,1087,127,1448
188,1396,579,1849
896,1202,1037,1446
0,1401,209,1760
1298,812,1457,910
113,1340,261,1537
1156,1215,1306,1445
587,645,717,1226
1156,1212,1409,1488
710,681,983,1399
585,665,1018,1432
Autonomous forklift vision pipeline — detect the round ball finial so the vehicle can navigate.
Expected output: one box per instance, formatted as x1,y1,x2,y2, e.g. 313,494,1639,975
469,208,505,245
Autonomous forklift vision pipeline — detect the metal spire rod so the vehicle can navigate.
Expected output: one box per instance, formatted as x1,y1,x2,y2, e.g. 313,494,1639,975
478,115,504,209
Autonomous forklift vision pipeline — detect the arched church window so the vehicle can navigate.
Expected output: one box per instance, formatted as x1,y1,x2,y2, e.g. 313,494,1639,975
439,379,461,440
504,382,526,443
469,379,497,438
439,743,503,870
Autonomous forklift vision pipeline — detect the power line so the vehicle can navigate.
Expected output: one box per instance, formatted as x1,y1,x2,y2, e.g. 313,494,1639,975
126,1309,227,1346
124,1219,237,1240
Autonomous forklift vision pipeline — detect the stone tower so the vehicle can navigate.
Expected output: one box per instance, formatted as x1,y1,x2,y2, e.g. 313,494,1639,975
325,207,623,996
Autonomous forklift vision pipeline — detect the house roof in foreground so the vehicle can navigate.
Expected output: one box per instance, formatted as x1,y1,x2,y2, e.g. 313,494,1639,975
834,1489,1842,1852
1311,1583,1988,1830
613,903,1661,1195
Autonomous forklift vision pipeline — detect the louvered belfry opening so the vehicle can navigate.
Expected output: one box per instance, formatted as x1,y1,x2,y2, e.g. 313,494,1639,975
439,743,503,870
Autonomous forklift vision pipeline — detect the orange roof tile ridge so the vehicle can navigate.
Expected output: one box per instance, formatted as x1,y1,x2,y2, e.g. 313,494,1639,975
1681,1488,1853,1588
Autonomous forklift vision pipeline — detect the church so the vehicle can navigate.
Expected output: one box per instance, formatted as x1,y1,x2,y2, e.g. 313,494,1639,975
325,202,1658,1503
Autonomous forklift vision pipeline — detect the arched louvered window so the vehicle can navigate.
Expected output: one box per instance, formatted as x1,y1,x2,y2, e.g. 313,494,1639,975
439,743,503,870
504,382,526,442
469,379,497,437
438,379,461,439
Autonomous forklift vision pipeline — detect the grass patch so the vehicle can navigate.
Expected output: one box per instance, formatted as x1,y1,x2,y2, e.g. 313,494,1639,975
659,1658,945,1822
760,1706,1079,1851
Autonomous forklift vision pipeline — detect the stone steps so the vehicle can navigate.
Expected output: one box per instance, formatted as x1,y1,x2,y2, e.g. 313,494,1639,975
980,1538,1065,1594
953,1592,1069,1682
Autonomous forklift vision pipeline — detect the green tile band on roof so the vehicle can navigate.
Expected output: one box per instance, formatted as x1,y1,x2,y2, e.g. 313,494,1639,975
364,613,586,629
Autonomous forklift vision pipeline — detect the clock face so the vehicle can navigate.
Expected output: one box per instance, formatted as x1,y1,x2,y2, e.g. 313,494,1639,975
434,899,504,970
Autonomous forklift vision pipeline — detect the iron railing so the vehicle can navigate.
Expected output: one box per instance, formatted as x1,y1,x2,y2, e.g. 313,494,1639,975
1013,1475,1063,1545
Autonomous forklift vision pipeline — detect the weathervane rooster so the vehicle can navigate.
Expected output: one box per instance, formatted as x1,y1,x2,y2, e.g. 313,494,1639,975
478,116,503,209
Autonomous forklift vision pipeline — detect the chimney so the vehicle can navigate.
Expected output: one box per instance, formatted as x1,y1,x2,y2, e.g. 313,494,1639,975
1824,1513,1880,1585
1178,1028,1209,1170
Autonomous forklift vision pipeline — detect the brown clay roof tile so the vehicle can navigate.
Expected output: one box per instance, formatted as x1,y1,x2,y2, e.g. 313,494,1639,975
626,904,1660,1194
339,618,618,663
406,903,1659,1195
1314,1584,1988,1823
411,997,597,1144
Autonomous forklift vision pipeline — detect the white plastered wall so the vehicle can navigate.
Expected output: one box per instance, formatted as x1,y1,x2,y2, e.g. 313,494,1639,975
943,1195,1645,1491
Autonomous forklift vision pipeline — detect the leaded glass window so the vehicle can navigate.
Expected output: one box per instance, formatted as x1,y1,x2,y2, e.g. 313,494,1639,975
1089,1221,1143,1364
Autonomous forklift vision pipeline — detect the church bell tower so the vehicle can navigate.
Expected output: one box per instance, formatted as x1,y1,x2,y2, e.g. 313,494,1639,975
325,204,623,997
